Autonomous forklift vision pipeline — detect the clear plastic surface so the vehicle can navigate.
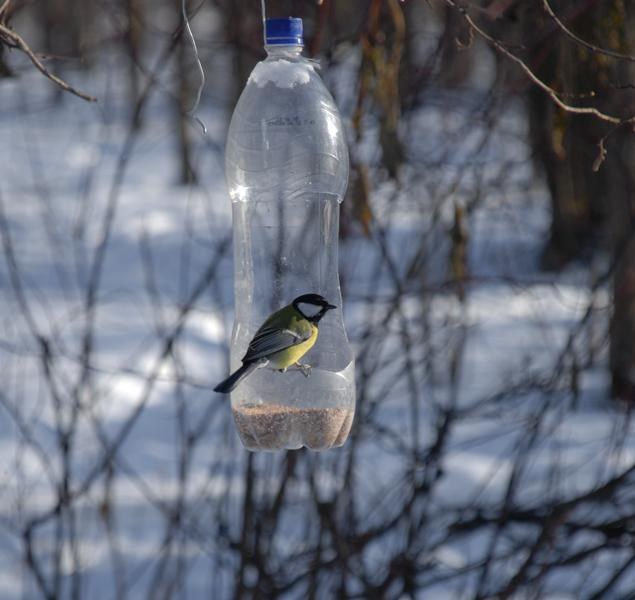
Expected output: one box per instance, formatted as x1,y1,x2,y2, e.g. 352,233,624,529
225,45,355,451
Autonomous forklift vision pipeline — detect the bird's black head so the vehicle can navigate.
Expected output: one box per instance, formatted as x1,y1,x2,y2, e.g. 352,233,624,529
292,293,337,323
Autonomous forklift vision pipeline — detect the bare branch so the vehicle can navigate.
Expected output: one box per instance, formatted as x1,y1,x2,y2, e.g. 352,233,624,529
442,0,632,127
0,22,97,102
543,0,635,63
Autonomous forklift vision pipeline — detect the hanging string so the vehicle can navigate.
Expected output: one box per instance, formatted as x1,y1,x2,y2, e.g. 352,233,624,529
261,0,267,46
181,0,207,134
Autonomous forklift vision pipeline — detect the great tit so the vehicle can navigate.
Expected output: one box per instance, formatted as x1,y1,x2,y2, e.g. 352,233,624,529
214,293,337,394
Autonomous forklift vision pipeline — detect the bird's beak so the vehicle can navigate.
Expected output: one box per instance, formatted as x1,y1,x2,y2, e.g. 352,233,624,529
326,303,337,310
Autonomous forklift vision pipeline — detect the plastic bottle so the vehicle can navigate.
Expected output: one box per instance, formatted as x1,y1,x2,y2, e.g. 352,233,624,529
225,17,355,451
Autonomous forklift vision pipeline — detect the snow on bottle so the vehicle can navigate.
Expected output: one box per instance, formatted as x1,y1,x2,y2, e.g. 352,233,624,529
225,17,355,451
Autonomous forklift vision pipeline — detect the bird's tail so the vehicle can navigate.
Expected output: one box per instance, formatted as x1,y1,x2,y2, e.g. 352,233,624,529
214,362,260,394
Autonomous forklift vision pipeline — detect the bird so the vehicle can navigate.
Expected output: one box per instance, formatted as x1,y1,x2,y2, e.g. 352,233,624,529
214,293,337,394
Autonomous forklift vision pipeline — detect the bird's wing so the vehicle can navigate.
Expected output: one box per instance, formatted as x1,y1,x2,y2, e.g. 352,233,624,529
242,325,311,363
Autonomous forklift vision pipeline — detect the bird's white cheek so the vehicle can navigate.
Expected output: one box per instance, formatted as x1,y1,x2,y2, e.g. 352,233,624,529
297,303,322,318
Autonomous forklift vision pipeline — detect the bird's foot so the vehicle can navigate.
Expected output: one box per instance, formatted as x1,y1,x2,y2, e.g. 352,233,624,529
296,362,312,378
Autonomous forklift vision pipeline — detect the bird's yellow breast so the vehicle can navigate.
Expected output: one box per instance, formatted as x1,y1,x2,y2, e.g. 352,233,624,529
269,323,318,369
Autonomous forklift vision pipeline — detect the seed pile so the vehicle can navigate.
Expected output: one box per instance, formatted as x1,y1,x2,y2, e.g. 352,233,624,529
232,404,353,450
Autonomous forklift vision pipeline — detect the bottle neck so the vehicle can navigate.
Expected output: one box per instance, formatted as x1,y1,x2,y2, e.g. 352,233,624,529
264,45,303,59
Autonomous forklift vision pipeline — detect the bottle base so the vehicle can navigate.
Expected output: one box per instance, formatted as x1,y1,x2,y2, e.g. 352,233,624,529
232,403,354,451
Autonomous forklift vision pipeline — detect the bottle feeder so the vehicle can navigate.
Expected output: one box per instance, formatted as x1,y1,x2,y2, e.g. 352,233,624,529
224,17,356,451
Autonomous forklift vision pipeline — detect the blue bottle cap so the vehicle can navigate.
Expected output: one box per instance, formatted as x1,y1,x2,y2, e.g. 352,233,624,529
265,17,303,46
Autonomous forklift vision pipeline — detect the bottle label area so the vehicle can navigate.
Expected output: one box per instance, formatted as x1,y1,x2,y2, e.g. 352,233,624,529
265,115,316,127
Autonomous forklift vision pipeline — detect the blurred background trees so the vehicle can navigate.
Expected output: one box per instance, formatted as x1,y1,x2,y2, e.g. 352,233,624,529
2,0,635,598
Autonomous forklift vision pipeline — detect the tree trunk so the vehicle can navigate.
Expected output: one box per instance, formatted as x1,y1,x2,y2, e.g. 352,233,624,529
611,239,635,400
125,0,143,129
525,1,635,398
176,31,197,184
0,44,11,77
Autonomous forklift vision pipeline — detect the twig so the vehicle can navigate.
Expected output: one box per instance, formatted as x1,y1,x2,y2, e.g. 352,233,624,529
543,0,635,63
443,0,635,170
0,22,96,102
442,0,630,126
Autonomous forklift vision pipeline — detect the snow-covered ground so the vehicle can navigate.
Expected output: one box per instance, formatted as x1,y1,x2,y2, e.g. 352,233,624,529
1,46,634,599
